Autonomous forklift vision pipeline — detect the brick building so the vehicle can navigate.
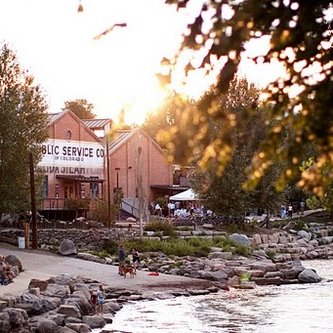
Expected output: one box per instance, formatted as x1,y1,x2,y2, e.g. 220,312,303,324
107,128,173,216
38,110,173,219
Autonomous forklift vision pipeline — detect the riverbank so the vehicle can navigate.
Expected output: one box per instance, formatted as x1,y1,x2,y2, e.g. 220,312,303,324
1,210,332,331
0,243,221,332
0,242,216,296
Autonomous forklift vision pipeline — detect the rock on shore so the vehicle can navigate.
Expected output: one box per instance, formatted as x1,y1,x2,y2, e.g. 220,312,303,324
0,274,219,333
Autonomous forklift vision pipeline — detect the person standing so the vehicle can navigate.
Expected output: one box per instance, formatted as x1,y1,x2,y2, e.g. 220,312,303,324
300,200,305,215
89,290,97,314
154,203,162,216
288,204,293,219
170,202,175,216
118,244,126,275
96,284,105,315
132,248,140,272
280,205,286,219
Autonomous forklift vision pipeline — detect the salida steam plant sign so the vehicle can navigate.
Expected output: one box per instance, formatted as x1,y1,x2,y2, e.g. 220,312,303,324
38,139,105,176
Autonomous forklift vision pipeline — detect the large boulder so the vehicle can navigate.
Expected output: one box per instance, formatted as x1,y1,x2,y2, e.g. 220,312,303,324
16,293,59,315
36,318,59,333
229,233,251,247
57,328,77,333
82,315,106,329
298,268,322,283
58,239,77,256
65,323,91,333
297,230,311,240
5,254,23,272
28,278,49,291
42,284,71,298
57,305,81,318
0,312,11,333
2,308,29,329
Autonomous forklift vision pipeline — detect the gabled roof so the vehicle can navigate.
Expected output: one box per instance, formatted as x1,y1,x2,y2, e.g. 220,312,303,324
108,129,138,154
47,110,103,143
82,118,111,130
48,112,64,125
108,127,166,156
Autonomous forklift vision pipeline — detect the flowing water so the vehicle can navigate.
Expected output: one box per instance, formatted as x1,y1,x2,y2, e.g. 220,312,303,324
97,260,333,333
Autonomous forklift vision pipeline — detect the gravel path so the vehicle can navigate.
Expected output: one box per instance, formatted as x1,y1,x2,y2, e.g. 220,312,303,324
0,242,213,295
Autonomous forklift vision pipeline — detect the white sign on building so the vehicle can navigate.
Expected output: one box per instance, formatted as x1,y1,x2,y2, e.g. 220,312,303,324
39,139,105,176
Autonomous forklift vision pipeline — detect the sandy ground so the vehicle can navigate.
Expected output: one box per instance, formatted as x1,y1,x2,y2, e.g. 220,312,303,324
0,242,213,296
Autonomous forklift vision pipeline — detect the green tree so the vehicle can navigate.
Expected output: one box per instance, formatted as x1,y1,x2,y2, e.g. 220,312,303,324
0,44,48,215
163,1,333,197
191,78,286,215
63,99,96,119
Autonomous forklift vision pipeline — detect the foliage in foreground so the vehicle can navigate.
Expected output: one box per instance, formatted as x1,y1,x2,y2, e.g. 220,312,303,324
190,78,287,216
162,0,333,197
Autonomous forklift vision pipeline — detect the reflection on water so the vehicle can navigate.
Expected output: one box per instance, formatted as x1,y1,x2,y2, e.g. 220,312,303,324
100,260,333,333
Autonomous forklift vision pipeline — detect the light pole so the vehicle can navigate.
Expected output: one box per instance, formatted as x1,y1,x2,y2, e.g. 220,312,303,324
29,152,37,249
106,136,111,229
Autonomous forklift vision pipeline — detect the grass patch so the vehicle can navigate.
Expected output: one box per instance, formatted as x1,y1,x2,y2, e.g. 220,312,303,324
144,220,177,237
265,249,276,260
119,236,252,258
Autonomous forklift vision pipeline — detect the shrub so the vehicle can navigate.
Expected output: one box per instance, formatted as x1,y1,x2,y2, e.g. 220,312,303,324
265,249,276,259
64,198,90,210
103,239,119,255
240,271,250,282
234,244,250,256
90,200,118,226
294,219,306,231
122,236,252,258
144,220,176,237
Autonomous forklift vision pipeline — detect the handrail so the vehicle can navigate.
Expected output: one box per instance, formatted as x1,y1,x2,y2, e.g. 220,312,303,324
121,199,140,218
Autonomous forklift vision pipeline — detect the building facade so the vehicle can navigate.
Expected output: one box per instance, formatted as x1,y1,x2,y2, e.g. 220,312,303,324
38,110,173,219
107,128,173,215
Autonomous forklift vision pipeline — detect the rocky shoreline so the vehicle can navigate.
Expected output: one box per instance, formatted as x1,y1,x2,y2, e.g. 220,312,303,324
0,257,220,333
0,252,326,333
1,215,333,332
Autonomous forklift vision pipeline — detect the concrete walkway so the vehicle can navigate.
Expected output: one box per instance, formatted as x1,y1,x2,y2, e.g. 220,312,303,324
0,242,211,296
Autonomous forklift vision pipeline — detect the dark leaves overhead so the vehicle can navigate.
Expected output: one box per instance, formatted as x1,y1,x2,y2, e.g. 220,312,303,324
163,0,333,195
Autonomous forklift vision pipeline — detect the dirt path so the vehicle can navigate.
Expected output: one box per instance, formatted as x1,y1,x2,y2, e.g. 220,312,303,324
0,242,213,295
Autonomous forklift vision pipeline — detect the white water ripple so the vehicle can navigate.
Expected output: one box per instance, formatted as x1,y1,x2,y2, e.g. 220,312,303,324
96,260,333,333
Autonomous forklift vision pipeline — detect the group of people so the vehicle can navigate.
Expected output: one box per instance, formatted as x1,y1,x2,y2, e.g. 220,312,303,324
89,284,105,315
117,244,140,276
280,201,305,219
150,200,207,219
89,244,141,314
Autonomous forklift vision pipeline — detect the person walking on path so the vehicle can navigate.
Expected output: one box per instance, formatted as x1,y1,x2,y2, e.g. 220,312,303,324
118,244,126,276
96,284,105,315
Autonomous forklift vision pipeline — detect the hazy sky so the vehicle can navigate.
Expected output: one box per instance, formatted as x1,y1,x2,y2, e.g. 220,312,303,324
0,0,283,124
0,0,191,122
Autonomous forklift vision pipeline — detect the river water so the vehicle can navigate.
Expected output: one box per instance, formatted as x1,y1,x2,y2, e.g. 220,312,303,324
98,260,333,333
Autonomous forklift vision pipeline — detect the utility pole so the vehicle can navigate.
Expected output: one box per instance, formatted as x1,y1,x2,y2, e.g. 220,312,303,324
136,144,144,239
106,137,111,229
29,152,37,249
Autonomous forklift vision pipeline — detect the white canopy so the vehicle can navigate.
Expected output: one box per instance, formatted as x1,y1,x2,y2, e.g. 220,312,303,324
169,188,198,201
